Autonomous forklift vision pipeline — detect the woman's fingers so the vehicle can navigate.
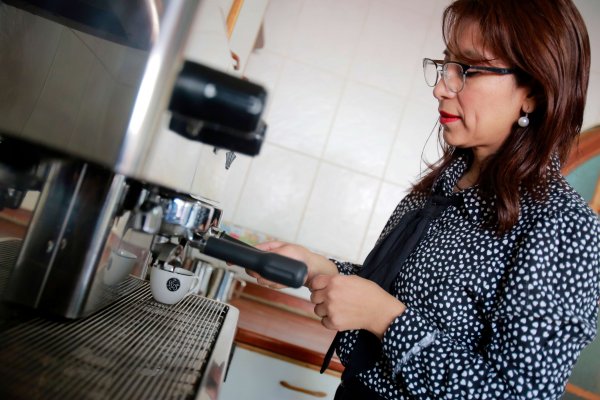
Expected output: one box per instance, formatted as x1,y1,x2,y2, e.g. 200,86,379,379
245,269,260,279
313,303,327,318
254,241,286,252
310,274,331,291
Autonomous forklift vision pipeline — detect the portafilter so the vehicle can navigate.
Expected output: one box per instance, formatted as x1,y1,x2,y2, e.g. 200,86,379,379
129,189,307,288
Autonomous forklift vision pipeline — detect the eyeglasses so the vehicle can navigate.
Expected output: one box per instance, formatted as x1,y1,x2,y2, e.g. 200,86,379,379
423,58,516,93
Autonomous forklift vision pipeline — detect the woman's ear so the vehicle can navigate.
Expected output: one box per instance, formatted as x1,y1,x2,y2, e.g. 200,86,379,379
523,94,536,114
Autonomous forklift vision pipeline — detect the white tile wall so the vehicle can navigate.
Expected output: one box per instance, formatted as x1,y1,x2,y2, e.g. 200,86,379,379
584,71,600,129
323,82,405,177
384,99,441,186
288,0,370,74
265,61,345,157
574,0,600,129
296,162,379,260
261,0,303,56
359,182,409,261
232,143,319,242
348,0,431,96
218,0,600,264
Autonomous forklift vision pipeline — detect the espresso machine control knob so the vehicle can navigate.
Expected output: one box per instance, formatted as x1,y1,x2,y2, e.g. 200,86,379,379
168,61,268,156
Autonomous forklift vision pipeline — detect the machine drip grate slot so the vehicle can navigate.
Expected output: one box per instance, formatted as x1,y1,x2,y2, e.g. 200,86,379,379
0,238,21,295
0,277,230,400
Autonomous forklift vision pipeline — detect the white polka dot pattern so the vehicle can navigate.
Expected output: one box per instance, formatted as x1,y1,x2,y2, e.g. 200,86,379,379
331,155,600,399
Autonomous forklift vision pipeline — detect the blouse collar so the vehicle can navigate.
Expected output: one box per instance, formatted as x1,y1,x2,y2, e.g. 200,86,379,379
431,154,488,224
430,153,564,225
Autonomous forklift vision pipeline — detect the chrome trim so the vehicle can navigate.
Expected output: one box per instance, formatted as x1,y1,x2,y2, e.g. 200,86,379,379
117,0,201,178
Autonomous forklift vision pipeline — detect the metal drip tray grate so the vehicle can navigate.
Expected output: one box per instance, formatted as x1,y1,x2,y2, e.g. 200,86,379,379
0,238,20,295
0,277,232,400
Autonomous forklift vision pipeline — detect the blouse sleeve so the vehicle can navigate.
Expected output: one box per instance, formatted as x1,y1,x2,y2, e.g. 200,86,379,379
381,207,600,399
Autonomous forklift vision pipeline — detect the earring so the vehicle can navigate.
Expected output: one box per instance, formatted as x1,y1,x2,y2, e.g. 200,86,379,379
518,113,530,128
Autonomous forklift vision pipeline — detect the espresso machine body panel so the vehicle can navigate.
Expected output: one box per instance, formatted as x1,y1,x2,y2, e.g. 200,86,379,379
0,0,199,180
0,0,200,318
0,1,275,397
1,161,141,318
0,0,286,323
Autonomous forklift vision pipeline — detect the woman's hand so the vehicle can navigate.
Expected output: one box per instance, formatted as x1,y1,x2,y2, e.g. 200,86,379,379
310,274,406,339
246,241,338,289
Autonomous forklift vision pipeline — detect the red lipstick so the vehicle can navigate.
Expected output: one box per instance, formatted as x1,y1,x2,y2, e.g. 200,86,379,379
439,110,461,124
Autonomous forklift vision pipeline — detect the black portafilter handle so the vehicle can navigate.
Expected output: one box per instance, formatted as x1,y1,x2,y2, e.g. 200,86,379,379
202,236,308,288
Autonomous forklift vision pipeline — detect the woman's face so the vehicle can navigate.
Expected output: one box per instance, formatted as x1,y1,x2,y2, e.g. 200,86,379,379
433,22,532,161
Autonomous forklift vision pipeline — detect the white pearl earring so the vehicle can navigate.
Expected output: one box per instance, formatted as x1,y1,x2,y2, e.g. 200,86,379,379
518,113,530,128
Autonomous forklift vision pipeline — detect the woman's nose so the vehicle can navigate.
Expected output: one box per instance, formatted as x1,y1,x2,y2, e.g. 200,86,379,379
433,77,455,100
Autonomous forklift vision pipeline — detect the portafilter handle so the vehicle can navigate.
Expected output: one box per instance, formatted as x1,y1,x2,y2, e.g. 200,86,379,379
193,228,307,289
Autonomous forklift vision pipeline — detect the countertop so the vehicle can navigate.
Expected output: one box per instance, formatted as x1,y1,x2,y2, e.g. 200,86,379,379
230,282,344,373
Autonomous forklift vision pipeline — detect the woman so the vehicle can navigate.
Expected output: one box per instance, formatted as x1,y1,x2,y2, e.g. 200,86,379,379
249,0,600,398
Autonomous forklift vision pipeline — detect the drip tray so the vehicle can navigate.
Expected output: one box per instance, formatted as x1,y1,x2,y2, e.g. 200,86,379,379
0,277,238,400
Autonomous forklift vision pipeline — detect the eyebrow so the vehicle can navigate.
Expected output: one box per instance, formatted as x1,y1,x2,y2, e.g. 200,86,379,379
443,48,486,62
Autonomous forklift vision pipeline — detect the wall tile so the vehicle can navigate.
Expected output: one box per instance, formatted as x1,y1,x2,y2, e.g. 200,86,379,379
288,0,369,74
218,153,253,221
243,50,285,105
261,0,304,56
574,0,600,74
370,0,439,17
349,0,430,96
323,82,405,177
359,182,409,262
384,100,441,186
190,145,244,203
196,0,229,33
265,60,345,157
185,30,233,71
409,11,447,105
142,117,200,192
233,144,319,242
583,71,600,129
297,163,379,261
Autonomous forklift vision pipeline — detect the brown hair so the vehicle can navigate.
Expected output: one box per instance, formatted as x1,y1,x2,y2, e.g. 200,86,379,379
413,0,591,233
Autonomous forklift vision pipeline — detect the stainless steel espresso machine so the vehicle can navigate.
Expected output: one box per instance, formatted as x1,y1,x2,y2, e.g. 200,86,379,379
0,1,306,398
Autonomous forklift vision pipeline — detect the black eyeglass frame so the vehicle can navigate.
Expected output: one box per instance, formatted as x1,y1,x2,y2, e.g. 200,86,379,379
423,58,516,92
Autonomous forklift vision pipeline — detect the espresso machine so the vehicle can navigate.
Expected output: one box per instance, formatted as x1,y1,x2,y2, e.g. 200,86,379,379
0,0,306,319
0,1,306,398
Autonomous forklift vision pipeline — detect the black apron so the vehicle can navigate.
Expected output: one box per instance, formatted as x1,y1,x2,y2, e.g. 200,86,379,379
322,193,462,399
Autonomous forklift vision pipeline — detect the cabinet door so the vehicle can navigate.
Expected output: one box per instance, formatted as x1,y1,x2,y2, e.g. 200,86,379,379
220,346,341,400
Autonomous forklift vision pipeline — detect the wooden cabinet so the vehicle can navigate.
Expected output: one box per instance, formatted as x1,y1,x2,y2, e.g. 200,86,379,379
221,283,343,399
220,345,341,400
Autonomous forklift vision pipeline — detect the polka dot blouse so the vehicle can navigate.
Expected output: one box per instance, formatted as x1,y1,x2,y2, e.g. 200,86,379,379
332,155,600,399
